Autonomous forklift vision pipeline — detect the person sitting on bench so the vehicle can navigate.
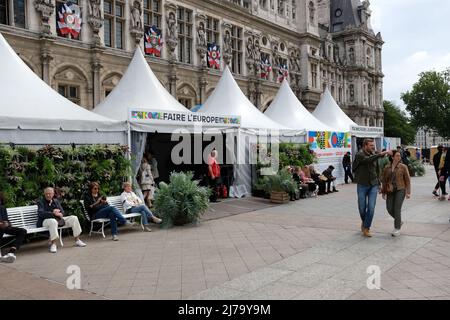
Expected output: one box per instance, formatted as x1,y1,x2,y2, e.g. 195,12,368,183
322,165,339,193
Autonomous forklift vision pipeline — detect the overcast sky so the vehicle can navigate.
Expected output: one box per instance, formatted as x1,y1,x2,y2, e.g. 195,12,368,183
369,0,450,108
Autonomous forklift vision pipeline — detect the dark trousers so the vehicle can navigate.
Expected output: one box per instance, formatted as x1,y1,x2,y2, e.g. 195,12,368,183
209,177,221,202
0,226,27,251
386,189,406,230
440,174,448,195
344,166,354,183
434,170,441,191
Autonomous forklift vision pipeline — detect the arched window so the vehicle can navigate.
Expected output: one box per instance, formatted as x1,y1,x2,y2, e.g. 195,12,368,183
102,73,122,100
53,66,89,106
177,83,197,109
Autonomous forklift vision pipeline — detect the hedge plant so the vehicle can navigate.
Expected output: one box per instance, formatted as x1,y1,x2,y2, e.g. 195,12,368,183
0,144,131,224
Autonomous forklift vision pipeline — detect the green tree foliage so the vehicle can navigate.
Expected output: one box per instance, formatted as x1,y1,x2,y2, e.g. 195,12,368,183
402,69,450,139
383,101,417,145
0,145,131,224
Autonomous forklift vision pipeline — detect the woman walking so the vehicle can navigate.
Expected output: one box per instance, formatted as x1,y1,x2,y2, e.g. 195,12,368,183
381,150,411,237
139,155,155,208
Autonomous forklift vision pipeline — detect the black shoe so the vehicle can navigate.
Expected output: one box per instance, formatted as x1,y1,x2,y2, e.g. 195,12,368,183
333,188,339,193
432,191,439,197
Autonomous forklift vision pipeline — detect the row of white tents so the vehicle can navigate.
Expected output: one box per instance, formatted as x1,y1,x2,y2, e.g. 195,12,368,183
0,32,371,194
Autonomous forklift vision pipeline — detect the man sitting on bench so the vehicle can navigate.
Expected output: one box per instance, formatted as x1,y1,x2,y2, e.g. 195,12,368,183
0,192,27,263
38,187,87,253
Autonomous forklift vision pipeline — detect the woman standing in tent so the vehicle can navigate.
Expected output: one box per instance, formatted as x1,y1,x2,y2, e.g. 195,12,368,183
139,155,155,208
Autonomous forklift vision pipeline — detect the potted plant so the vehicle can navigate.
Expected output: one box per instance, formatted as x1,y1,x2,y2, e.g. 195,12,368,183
153,171,211,227
256,170,297,204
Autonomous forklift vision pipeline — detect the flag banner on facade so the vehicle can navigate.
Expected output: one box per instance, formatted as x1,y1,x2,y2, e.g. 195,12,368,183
260,54,272,80
207,43,220,69
277,64,289,82
144,25,163,57
57,1,82,39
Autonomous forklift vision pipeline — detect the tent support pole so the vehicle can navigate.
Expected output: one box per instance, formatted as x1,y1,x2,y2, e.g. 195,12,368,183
127,121,132,182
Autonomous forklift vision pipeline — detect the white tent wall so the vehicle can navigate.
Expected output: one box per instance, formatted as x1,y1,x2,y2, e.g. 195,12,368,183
0,129,127,145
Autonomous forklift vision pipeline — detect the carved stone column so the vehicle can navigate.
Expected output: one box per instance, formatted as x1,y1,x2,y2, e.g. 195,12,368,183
168,62,178,98
87,0,104,47
165,2,178,61
91,49,103,106
199,68,208,104
34,0,55,38
40,39,54,84
255,79,262,109
245,31,255,77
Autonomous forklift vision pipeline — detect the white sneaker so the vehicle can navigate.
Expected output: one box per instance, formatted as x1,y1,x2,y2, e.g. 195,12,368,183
391,229,401,237
49,243,57,253
75,239,87,247
112,235,119,241
144,226,152,232
0,253,16,263
152,217,162,224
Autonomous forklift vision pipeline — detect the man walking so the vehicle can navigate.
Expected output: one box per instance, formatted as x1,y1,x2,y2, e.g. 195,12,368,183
432,145,444,197
342,152,354,184
439,147,450,201
353,139,392,237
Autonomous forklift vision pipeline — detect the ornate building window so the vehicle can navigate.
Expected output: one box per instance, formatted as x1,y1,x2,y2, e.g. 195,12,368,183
104,0,125,49
309,1,315,24
231,25,243,75
277,0,285,15
291,0,296,19
143,0,161,28
58,84,80,104
206,16,219,44
259,0,267,10
177,6,193,64
0,0,8,25
1,0,26,28
311,63,317,88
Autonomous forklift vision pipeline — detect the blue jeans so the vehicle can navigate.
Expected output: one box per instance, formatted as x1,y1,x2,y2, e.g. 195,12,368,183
127,205,155,225
94,206,127,235
357,184,379,229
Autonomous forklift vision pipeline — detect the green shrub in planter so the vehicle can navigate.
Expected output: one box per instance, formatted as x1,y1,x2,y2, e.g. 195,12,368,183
407,158,425,177
153,171,211,228
255,170,297,194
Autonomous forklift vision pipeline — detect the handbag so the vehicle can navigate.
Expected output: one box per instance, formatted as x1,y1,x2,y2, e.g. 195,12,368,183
56,217,65,227
319,175,328,181
382,182,394,194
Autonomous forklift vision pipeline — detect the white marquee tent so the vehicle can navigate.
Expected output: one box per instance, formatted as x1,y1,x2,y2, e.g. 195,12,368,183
264,79,335,132
312,88,357,133
94,47,191,132
0,32,126,145
199,66,289,132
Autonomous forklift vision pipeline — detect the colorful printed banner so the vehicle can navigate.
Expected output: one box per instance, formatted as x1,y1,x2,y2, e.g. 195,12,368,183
308,131,351,150
130,109,240,127
207,43,220,69
57,1,82,39
260,54,272,80
277,64,288,82
144,25,163,57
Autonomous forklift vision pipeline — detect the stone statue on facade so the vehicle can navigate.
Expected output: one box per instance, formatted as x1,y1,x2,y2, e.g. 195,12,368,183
246,37,255,60
167,11,177,40
89,0,101,18
130,1,143,30
34,0,55,37
223,30,232,55
197,22,207,47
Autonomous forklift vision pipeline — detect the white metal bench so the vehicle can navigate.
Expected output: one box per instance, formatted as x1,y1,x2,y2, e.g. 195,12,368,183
80,196,144,238
3,205,71,247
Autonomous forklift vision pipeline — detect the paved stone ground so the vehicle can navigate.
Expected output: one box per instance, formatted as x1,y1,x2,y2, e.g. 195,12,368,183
1,165,450,300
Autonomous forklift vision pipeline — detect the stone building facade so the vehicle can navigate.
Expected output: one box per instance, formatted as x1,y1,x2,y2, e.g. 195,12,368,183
0,0,384,127
415,128,450,149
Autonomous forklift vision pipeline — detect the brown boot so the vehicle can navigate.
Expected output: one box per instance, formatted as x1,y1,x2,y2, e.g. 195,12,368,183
361,222,364,233
363,228,372,238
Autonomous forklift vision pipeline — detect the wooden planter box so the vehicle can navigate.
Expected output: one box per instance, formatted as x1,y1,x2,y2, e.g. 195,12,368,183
270,191,290,204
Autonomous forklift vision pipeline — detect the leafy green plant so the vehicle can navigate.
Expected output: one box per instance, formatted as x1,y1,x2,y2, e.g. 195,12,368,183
279,143,316,170
0,144,131,227
153,171,210,228
407,158,425,177
255,170,297,194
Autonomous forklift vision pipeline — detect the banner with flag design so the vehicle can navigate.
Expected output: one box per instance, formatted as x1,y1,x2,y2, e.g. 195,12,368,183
144,25,163,57
57,1,82,39
277,64,289,82
260,54,272,80
207,43,220,69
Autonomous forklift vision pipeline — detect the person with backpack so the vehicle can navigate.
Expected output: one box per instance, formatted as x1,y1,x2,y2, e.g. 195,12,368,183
432,145,444,197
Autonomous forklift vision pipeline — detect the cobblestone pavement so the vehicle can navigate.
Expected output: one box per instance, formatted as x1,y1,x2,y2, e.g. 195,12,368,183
1,166,450,300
